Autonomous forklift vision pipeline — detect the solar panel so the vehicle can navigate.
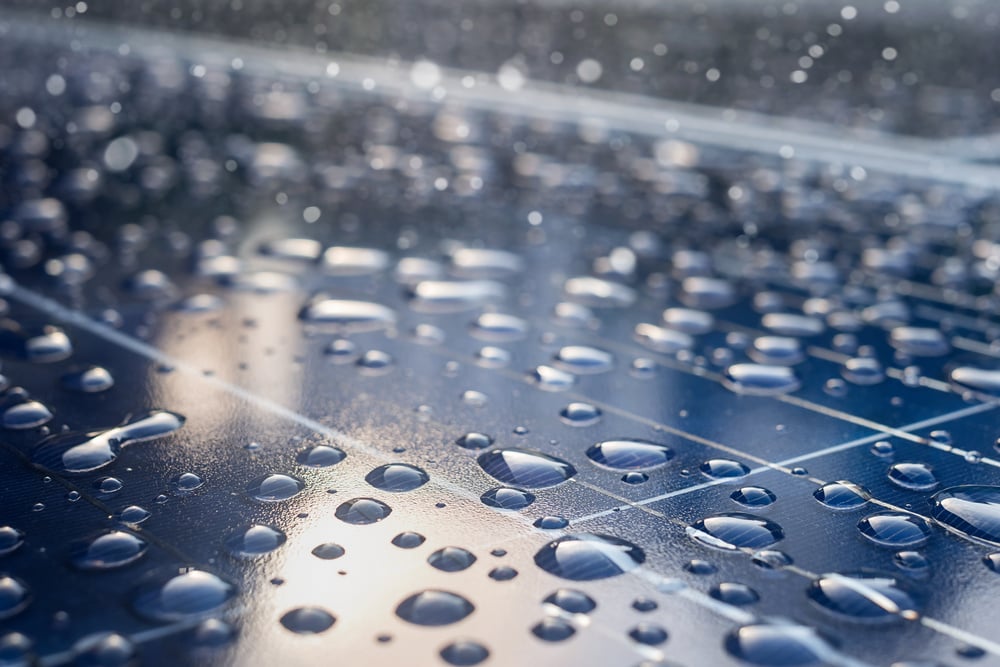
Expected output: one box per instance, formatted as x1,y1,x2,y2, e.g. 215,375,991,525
3,14,1000,667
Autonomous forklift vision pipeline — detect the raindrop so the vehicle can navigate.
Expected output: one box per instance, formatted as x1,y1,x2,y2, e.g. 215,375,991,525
476,346,511,368
489,566,518,581
629,624,668,646
700,459,750,480
813,481,871,510
684,559,717,575
170,472,204,495
356,350,394,374
633,323,693,354
893,551,930,576
440,640,489,666
71,632,135,667
534,533,645,580
534,516,569,530
312,543,345,560
560,402,602,427
246,474,305,502
456,432,494,450
449,248,524,279
887,463,938,492
71,531,148,570
391,532,425,549
94,477,123,495
563,277,635,307
761,313,824,337
117,506,151,525
395,590,474,626
724,623,829,667
807,572,920,622
132,569,235,622
408,280,505,313
553,345,613,374
224,525,286,558
710,582,760,606
297,445,346,468
680,277,735,309
888,327,949,357
365,464,429,492
528,365,576,392
723,364,800,396
32,410,185,474
298,297,395,333
0,526,25,556
1,399,52,430
0,576,31,619
428,547,477,573
336,498,392,524
858,513,931,548
731,487,777,508
929,485,1000,546
662,308,714,334
586,439,674,470
688,513,785,550
280,607,336,634
193,618,236,648
543,589,596,613
469,313,528,342
478,449,576,488
532,618,575,642
749,337,804,366
320,246,389,276
841,357,885,385
324,339,358,363
481,487,535,510
949,366,1000,398
61,366,114,393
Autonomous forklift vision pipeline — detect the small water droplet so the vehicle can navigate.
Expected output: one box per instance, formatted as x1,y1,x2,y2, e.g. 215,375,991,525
553,345,613,374
629,623,668,646
428,547,477,572
481,487,535,510
710,582,760,606
723,364,800,396
312,543,346,560
700,459,750,480
531,618,575,642
246,473,305,502
456,432,494,450
533,516,569,530
336,498,392,524
170,472,204,495
0,575,31,619
725,623,830,667
731,487,777,508
224,525,286,558
297,445,346,468
280,606,336,634
0,526,25,556
391,532,426,549
440,640,489,666
488,566,518,581
395,590,474,626
61,366,114,393
813,481,871,510
365,464,429,492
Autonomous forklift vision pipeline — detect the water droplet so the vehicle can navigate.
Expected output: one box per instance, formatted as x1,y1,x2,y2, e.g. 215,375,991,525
61,366,114,393
870,441,894,458
456,432,494,450
725,623,830,667
391,532,425,549
280,606,336,634
684,559,717,575
194,618,236,648
528,365,576,392
132,569,235,622
629,623,668,646
224,525,286,558
633,323,693,354
297,445,346,468
117,506,151,525
0,576,31,619
246,473,305,502
475,346,511,368
586,439,674,470
449,248,523,279
71,531,147,570
336,498,392,524
1,398,52,430
813,481,871,510
688,513,785,550
321,246,389,276
632,597,658,612
461,390,489,407
312,543,345,560
710,582,760,606
31,410,185,474
478,449,576,488
356,350,394,374
365,464,429,492
930,485,1000,546
680,277,735,309
408,280,505,313
395,590,474,626
559,402,602,427
0,632,33,665
731,487,777,508
552,302,596,328
543,588,596,613
749,337,804,366
700,458,750,480
259,238,322,261
723,364,800,396
469,313,528,342
298,297,395,333
622,471,648,484
71,632,135,667
858,513,931,548
440,640,489,666
24,328,73,363
489,566,518,581
170,472,204,495
662,307,714,334
324,339,358,363
534,516,569,530
412,324,445,345
887,463,938,492
841,357,885,385
481,487,535,510
534,533,645,580
553,345,613,374
531,618,575,642
949,366,1000,398
94,477,123,495
428,547,477,572
761,313,824,337
808,572,920,622
0,526,25,556
888,327,949,357
563,276,635,307
893,551,930,576
984,553,1000,572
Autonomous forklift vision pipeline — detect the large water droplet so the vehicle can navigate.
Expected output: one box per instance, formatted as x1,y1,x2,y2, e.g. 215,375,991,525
807,572,920,622
365,463,429,492
280,606,336,634
813,481,871,510
887,462,938,491
481,487,535,510
0,575,31,619
32,410,185,474
132,569,235,622
298,297,395,333
857,513,931,548
553,345,613,374
533,533,645,580
428,547,477,572
336,497,392,524
71,531,148,570
930,485,1000,546
246,473,305,502
0,526,25,555
392,532,426,549
723,364,800,396
687,513,784,550
1,398,52,430
395,590,474,626
724,623,830,667
224,525,286,558
478,449,576,488
586,439,674,470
